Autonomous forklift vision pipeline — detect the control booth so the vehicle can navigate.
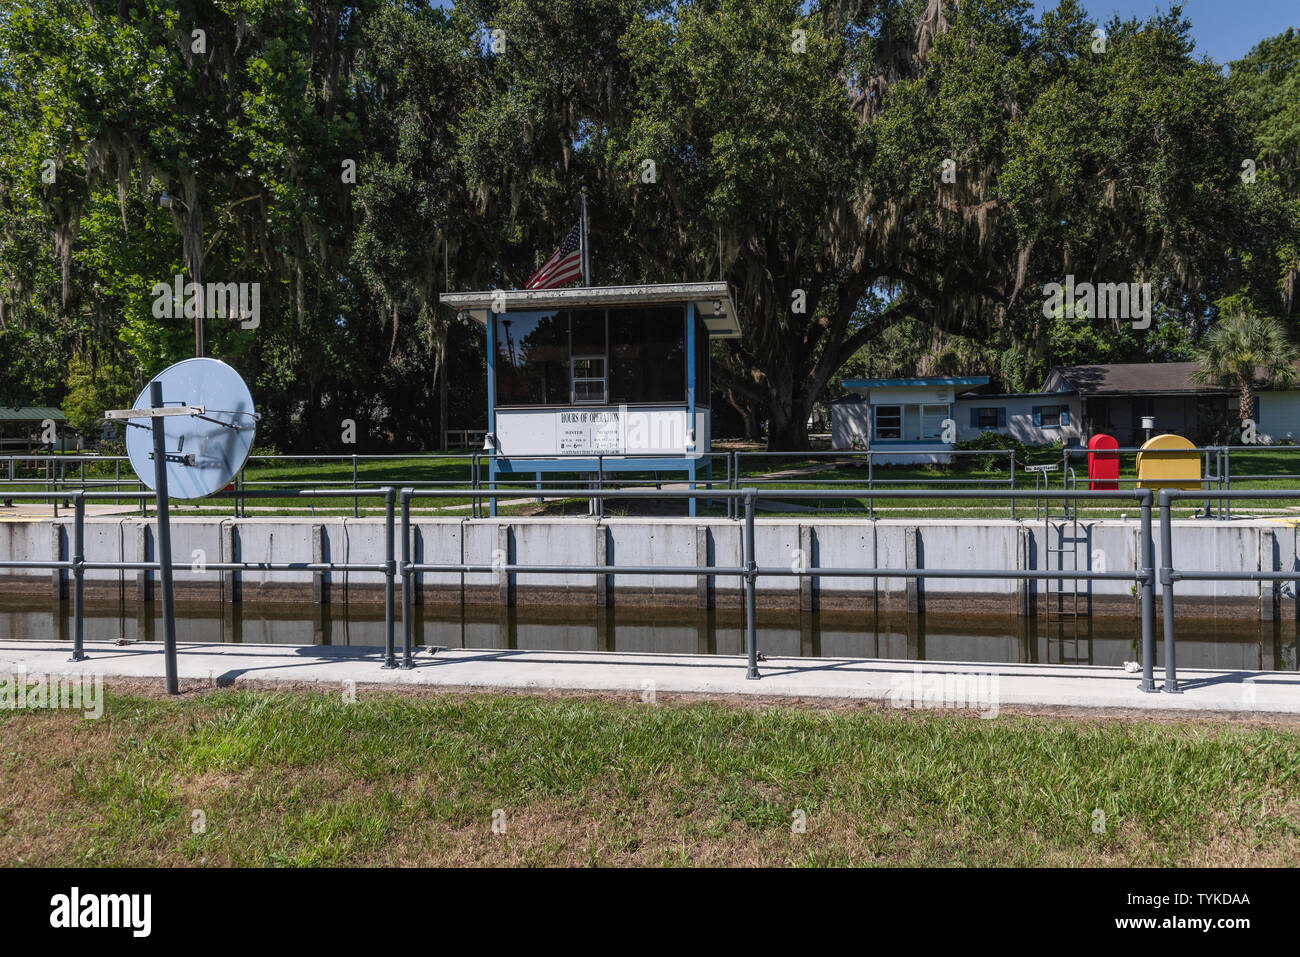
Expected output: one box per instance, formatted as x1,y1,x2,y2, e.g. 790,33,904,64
438,282,741,515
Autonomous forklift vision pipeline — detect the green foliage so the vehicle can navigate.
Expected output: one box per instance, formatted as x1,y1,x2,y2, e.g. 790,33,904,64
0,0,1296,453
60,356,136,436
1191,311,1300,421
953,431,1029,471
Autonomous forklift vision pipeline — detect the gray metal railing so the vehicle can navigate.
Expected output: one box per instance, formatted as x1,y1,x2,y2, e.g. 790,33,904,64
10,480,1300,697
731,448,1018,520
0,484,1209,694
12,444,1300,521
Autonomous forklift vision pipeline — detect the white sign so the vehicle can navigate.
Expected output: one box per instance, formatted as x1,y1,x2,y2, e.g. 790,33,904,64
557,409,621,453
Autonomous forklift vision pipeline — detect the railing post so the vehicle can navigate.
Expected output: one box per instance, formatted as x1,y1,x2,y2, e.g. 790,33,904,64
1223,447,1231,520
71,492,86,662
1202,450,1211,519
1138,489,1157,693
743,487,759,679
1009,449,1016,520
150,380,179,695
400,488,413,669
383,487,396,669
728,452,737,520
352,454,359,518
868,453,875,520
1158,489,1181,693
471,452,479,519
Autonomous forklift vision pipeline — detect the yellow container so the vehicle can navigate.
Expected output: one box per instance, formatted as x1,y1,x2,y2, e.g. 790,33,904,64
1135,434,1201,490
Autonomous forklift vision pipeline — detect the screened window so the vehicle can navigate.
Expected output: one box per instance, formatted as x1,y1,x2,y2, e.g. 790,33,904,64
874,405,902,440
694,316,711,408
609,306,687,404
975,407,1002,428
495,305,693,406
571,356,607,403
494,311,568,405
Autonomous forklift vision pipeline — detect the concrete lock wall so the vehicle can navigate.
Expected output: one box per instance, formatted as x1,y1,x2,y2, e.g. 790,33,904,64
1,514,1295,621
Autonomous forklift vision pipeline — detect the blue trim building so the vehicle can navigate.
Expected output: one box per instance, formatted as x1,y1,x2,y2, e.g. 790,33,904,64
440,282,741,515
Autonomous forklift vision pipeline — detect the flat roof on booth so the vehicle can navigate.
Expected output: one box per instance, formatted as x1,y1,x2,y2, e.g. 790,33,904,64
439,282,741,338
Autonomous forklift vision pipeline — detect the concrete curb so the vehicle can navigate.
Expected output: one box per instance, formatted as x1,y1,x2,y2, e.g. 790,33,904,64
1,641,1298,715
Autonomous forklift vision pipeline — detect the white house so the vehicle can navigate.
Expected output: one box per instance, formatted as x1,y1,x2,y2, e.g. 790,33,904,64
952,391,1083,446
834,376,989,464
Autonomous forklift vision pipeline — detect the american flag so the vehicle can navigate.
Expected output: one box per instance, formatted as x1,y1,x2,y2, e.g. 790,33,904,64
525,222,583,289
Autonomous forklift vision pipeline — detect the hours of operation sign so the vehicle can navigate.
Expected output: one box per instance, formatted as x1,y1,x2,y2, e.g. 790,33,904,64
557,410,621,453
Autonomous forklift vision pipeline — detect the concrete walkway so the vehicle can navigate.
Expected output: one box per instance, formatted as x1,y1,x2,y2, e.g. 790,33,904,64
2,640,1298,715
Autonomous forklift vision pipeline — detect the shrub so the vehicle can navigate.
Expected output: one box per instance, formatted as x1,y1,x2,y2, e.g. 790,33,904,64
953,432,1029,471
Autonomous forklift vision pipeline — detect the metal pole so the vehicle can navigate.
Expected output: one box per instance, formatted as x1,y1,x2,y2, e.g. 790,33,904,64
1138,490,1156,693
728,452,736,520
352,454,359,518
1158,490,1181,693
580,188,590,286
400,489,413,669
1202,450,1211,518
471,452,479,519
71,492,86,662
383,486,396,668
150,380,179,695
1009,449,1016,520
868,454,875,520
1223,447,1231,520
743,487,759,679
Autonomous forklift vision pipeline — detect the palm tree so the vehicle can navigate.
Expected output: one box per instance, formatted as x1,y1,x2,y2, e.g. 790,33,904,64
1192,313,1300,426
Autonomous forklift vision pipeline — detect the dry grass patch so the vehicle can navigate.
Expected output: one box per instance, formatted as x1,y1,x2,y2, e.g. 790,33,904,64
0,686,1296,867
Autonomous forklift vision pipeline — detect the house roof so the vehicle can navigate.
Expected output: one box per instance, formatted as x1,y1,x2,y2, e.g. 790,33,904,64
958,391,1078,399
841,376,990,389
1044,363,1238,396
0,407,65,422
438,282,741,338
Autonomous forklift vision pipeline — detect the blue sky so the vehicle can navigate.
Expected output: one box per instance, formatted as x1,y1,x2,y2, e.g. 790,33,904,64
1032,0,1297,65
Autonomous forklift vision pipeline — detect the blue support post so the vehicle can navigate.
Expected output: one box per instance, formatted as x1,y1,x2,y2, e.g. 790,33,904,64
486,309,498,518
687,303,697,518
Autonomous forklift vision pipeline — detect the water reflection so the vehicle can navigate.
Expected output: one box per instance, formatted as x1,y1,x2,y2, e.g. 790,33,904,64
2,597,1296,672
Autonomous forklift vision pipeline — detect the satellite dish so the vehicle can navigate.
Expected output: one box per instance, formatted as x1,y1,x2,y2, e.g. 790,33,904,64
113,358,258,499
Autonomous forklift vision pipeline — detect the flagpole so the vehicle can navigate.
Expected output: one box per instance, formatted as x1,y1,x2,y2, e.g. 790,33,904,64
580,189,590,286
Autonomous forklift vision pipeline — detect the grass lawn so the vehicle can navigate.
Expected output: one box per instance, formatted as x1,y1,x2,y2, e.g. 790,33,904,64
1,687,1297,866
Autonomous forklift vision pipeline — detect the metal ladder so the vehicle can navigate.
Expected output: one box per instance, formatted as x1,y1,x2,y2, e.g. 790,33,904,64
1042,466,1091,663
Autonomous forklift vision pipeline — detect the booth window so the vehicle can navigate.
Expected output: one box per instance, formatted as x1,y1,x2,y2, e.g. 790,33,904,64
496,305,690,407
609,306,686,404
694,314,711,407
494,311,568,405
874,405,902,440
569,309,607,403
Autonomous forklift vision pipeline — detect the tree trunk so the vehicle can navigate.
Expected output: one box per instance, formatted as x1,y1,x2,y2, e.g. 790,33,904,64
766,389,812,451
724,387,763,442
1239,377,1254,425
